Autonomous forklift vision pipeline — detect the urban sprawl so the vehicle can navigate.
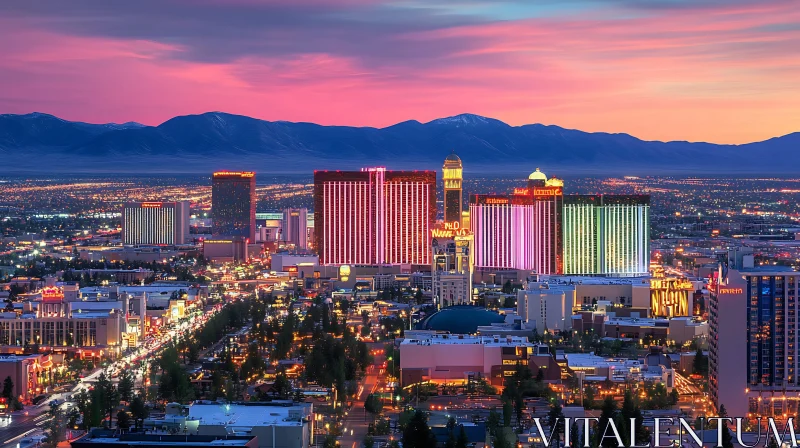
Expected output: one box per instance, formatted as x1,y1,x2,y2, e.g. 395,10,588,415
0,155,799,448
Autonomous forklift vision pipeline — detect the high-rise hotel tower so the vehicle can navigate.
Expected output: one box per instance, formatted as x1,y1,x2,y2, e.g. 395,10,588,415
562,195,649,276
122,201,190,245
314,167,436,266
469,168,563,274
442,152,463,224
710,267,800,418
212,171,256,241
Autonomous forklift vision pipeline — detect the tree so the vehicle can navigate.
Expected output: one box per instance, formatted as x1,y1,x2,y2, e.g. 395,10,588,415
273,373,292,399
620,390,649,445
456,426,469,448
42,402,67,448
414,289,424,305
719,405,734,448
583,385,595,409
644,383,671,410
487,408,501,437
130,394,149,430
670,388,680,406
493,427,514,448
1,376,13,401
117,410,132,430
323,435,338,448
446,419,457,448
363,435,375,448
693,347,708,376
596,396,618,448
402,410,437,448
96,371,120,426
546,402,565,448
118,369,135,403
364,393,383,419
569,421,580,448
502,400,513,427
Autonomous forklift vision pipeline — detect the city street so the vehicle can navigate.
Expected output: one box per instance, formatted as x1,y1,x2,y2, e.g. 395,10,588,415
0,302,223,448
339,343,384,448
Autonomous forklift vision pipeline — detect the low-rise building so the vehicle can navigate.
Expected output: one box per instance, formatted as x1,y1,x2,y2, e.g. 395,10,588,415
535,275,651,310
0,353,53,402
517,282,576,333
71,431,257,448
399,333,557,387
188,401,314,448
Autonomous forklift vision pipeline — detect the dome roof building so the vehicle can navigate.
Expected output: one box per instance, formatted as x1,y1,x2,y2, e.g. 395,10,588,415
444,152,462,165
527,167,547,187
528,168,547,182
417,305,505,334
545,177,564,188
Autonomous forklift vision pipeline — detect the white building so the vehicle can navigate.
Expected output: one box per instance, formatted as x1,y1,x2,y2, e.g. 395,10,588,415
433,272,471,308
517,282,575,333
431,234,474,308
188,401,314,448
271,254,319,272
535,275,651,310
282,208,308,250
122,201,190,246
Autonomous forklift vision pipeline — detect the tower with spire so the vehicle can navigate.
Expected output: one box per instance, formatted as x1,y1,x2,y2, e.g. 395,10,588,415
442,151,463,223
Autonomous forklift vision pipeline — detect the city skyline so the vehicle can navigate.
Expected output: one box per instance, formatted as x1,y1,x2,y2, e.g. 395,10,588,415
2,1,800,444
1,1,799,144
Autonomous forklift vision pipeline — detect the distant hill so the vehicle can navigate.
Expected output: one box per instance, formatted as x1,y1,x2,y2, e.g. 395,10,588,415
0,111,797,175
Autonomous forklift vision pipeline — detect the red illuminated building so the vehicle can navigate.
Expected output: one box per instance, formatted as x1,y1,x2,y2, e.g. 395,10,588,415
469,168,563,274
313,167,436,266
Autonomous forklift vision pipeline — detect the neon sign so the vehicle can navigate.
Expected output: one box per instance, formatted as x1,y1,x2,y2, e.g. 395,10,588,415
513,188,530,195
533,188,562,196
485,198,509,205
213,171,255,178
431,221,470,238
140,202,163,208
41,286,64,302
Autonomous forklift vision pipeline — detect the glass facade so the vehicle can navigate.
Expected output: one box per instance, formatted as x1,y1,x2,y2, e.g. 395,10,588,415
746,274,799,387
0,318,103,347
212,172,256,241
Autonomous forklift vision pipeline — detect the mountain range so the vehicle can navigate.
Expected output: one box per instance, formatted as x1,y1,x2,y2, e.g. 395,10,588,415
1,111,797,175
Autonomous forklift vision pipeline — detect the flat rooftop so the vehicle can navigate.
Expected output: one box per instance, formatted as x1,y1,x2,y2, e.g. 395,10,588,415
72,433,254,447
536,275,651,286
401,333,534,347
739,266,798,275
187,401,309,429
563,352,643,369
0,354,39,362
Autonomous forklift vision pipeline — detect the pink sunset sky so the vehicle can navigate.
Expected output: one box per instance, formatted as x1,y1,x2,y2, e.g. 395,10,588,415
1,0,799,144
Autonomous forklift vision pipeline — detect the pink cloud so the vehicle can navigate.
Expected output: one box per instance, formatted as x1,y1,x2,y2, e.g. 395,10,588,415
0,0,799,144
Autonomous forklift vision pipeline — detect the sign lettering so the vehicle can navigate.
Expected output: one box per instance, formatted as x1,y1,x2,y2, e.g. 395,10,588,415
485,198,509,205
719,288,743,294
533,188,563,196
